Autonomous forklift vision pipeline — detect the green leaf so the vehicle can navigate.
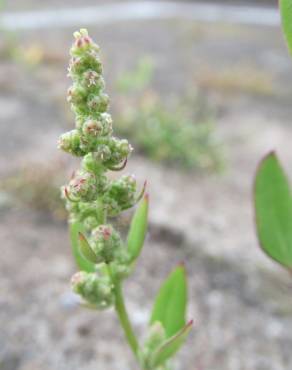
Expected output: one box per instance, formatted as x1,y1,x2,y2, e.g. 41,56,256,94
150,265,187,338
254,151,292,269
70,222,95,272
280,0,292,56
127,194,149,262
151,320,193,367
78,232,98,263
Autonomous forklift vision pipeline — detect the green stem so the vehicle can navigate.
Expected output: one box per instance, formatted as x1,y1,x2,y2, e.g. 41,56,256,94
98,198,139,361
96,198,106,224
113,279,139,358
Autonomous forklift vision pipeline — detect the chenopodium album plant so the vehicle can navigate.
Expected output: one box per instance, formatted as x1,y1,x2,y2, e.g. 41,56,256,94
58,29,193,369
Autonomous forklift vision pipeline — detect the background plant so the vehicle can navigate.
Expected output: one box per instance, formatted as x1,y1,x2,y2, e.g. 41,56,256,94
254,1,292,271
114,57,223,171
59,29,192,370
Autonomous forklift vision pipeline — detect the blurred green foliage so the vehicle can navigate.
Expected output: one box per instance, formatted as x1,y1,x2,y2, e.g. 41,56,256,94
117,95,222,171
115,57,223,171
116,57,154,93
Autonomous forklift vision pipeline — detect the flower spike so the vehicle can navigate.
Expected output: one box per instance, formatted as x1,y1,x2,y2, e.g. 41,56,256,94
58,29,191,369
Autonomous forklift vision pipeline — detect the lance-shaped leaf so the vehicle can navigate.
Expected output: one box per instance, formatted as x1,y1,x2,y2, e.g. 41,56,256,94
254,152,292,270
280,0,292,55
150,265,187,338
78,232,98,263
70,222,95,272
127,194,149,262
150,320,193,368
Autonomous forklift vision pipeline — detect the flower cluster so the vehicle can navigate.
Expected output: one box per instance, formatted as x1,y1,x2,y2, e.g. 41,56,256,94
59,29,144,308
71,268,113,309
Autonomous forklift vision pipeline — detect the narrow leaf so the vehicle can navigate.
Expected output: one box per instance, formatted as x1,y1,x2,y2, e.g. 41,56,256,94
127,194,149,262
254,152,292,269
70,222,95,272
151,320,193,367
78,232,98,263
280,0,292,55
150,265,187,338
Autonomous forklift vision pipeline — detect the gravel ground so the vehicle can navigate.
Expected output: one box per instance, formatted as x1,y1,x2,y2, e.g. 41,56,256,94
1,13,292,370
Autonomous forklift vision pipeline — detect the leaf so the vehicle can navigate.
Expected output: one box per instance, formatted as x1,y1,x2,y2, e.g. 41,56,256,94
151,321,193,368
70,222,95,272
78,232,98,263
150,265,187,338
127,194,149,262
280,0,292,55
254,151,292,269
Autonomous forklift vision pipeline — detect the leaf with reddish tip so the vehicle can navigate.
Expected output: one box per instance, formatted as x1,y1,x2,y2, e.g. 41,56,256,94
127,194,149,262
150,320,193,367
150,265,187,338
70,222,95,272
78,232,97,263
280,0,292,56
254,152,292,270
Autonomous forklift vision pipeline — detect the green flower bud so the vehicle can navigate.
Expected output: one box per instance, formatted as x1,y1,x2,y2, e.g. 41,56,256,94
67,170,97,201
90,224,122,263
69,54,102,78
100,113,113,136
110,247,131,280
82,70,105,89
105,138,133,167
67,84,87,105
102,196,121,216
69,202,98,225
71,270,114,309
82,119,103,138
68,56,82,76
82,152,105,173
104,175,137,215
79,135,98,153
83,215,99,231
83,51,103,74
71,29,99,56
118,139,133,157
58,129,85,156
87,93,109,113
75,114,85,130
95,144,112,162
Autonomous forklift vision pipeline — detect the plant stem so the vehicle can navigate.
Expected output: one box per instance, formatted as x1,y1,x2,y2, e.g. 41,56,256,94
99,201,139,360
113,279,139,358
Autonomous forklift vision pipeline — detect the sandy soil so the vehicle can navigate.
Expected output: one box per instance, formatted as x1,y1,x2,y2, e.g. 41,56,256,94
1,12,292,370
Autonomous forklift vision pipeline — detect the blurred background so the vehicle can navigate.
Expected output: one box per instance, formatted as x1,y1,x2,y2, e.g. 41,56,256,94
1,0,292,369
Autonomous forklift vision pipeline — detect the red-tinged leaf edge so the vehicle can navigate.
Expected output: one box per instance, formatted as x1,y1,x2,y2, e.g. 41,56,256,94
127,193,149,263
151,320,193,367
150,263,187,338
